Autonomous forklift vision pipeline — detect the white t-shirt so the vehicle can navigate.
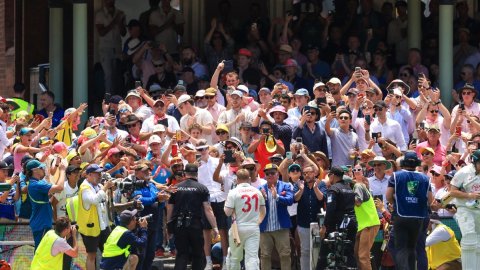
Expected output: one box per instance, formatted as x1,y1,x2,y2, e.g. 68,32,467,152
107,128,129,142
180,108,214,144
141,114,180,134
148,8,185,54
54,182,79,219
52,237,73,256
95,7,124,53
225,182,265,226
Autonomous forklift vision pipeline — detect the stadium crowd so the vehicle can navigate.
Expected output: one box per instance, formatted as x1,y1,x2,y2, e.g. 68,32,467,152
2,0,480,269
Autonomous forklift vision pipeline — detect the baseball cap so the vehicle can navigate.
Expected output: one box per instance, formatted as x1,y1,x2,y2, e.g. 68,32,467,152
327,77,342,85
216,124,229,133
195,90,206,98
279,44,293,53
184,163,198,173
268,153,283,161
0,161,12,170
347,88,359,95
446,170,457,179
430,165,444,175
66,150,79,164
288,163,301,172
313,82,326,91
240,158,256,168
19,127,34,136
64,108,77,117
258,87,271,94
152,124,166,133
294,88,309,96
401,150,421,167
66,165,81,174
225,137,242,150
107,147,124,157
26,160,46,171
238,48,253,57
85,164,105,174
53,142,68,153
420,146,435,155
177,94,192,105
82,127,97,139
426,124,440,133
284,58,298,67
39,137,53,146
237,85,249,94
230,90,243,98
205,88,217,96
149,135,162,144
109,95,123,104
173,84,187,93
126,90,141,100
329,166,344,177
263,163,278,172
119,209,138,226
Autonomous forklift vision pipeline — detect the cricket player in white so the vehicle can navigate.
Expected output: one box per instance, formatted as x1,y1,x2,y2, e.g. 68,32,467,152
450,150,480,270
224,169,266,270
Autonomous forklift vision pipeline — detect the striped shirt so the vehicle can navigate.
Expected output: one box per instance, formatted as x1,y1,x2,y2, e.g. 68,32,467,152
265,189,281,232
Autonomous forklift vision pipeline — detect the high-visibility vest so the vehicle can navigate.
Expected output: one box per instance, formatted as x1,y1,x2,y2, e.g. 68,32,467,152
65,195,79,222
427,224,461,269
354,185,381,232
77,182,100,237
9,98,34,122
102,226,130,258
31,230,63,270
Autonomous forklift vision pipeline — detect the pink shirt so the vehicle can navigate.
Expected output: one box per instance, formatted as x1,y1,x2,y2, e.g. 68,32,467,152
416,141,446,166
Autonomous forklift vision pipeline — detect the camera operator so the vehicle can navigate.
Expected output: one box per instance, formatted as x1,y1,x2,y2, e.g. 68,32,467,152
100,209,148,270
131,161,169,270
78,164,114,270
318,166,357,270
31,217,78,270
166,163,219,270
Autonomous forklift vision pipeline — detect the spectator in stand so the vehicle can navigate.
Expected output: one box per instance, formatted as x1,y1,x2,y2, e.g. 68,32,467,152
148,0,184,55
258,163,294,270
367,156,391,207
248,121,285,177
371,50,393,90
236,48,262,90
139,0,160,38
140,98,180,140
179,67,198,95
325,109,359,167
415,124,446,167
416,92,451,147
288,88,310,119
453,29,478,81
204,18,235,74
387,0,408,65
455,64,480,93
305,44,331,81
385,88,413,144
399,48,429,78
453,1,477,43
254,105,292,152
0,162,19,221
37,91,65,128
177,94,215,144
451,83,480,137
145,58,177,92
293,103,329,155
284,58,309,91
95,0,126,95
218,90,254,139
174,47,208,80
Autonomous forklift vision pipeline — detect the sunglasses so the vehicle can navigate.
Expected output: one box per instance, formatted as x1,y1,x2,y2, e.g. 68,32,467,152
126,123,138,128
319,88,328,92
245,166,256,171
430,110,439,114
395,95,402,99
216,131,227,135
265,171,277,176
206,96,215,99
154,64,164,68
353,168,363,172
374,107,383,112
462,91,474,96
431,172,440,177
289,168,301,172
198,147,209,152
339,116,350,120
400,73,409,77
154,103,165,108
422,152,433,156
195,97,205,100
309,111,317,115
372,163,384,167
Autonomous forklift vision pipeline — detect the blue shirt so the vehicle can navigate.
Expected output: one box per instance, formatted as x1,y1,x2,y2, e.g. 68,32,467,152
104,162,125,178
28,178,53,232
293,181,327,228
146,151,171,184
38,105,65,128
292,122,329,156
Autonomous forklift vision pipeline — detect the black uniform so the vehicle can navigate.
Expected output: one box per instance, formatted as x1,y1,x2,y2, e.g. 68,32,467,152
317,180,358,269
168,178,210,270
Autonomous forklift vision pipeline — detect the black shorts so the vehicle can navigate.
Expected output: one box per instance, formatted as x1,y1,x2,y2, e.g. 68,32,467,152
202,201,228,230
81,228,110,253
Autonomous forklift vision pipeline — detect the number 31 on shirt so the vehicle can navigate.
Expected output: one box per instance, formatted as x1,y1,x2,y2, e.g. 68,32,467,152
241,194,259,212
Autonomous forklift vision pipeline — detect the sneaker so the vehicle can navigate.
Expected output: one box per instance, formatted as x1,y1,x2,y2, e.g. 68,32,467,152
204,262,213,270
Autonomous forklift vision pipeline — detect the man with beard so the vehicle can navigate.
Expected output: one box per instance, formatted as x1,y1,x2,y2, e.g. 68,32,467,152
175,47,208,79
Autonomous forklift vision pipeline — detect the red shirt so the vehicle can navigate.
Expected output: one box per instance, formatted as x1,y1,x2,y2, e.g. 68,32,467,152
254,138,284,178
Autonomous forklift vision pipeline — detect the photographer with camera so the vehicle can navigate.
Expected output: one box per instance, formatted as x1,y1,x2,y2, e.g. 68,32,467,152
318,166,357,270
78,164,114,270
130,161,169,270
100,209,148,270
31,217,78,270
167,163,219,270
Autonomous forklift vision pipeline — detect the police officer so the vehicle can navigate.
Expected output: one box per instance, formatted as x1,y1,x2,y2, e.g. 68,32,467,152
318,166,357,269
100,209,148,270
450,149,480,269
386,151,433,270
166,163,219,270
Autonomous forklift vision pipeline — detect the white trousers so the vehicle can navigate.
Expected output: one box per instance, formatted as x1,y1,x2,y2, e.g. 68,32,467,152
455,207,480,270
227,225,260,270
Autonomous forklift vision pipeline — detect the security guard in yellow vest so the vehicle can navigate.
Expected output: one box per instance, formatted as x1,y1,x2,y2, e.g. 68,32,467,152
31,217,78,270
353,179,381,270
426,214,462,270
78,164,114,270
100,209,148,270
